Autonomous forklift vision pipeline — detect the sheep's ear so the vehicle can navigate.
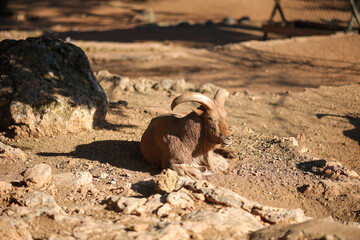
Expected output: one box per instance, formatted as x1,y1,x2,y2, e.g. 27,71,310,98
192,108,203,116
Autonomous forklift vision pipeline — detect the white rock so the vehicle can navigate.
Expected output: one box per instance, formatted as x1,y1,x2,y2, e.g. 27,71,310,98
22,163,52,188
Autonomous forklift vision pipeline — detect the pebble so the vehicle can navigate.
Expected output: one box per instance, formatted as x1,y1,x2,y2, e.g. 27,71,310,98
22,163,52,188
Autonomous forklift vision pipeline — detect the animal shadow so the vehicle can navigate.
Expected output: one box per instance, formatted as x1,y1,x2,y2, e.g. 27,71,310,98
316,113,360,145
38,140,159,175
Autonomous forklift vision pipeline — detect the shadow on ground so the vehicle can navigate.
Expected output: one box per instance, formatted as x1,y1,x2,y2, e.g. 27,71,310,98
316,113,360,145
46,24,263,48
38,140,160,175
297,159,327,176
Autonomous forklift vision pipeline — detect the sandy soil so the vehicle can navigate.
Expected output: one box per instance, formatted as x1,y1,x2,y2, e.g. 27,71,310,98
1,0,360,236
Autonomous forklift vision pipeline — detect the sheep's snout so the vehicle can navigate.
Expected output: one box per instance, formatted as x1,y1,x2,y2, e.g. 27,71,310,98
220,135,232,146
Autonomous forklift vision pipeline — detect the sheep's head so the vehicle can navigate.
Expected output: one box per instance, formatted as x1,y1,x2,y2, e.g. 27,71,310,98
171,89,232,146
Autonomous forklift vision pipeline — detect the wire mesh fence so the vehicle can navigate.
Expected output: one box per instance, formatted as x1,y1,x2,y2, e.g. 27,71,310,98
272,0,358,29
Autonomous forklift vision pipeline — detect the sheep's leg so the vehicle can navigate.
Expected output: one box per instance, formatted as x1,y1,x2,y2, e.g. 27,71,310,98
170,163,203,180
208,152,229,173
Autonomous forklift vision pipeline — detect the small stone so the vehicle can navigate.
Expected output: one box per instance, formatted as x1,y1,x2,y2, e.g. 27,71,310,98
166,192,194,209
155,169,179,193
130,223,149,232
77,208,85,214
205,20,215,26
182,208,264,237
133,78,148,92
280,137,299,148
238,16,250,23
108,196,147,215
53,171,93,191
297,146,309,154
100,172,108,179
22,163,52,188
157,203,172,216
222,17,237,25
0,142,27,163
75,171,93,186
176,21,193,28
132,9,157,23
0,181,12,193
348,170,360,178
144,194,165,213
156,223,190,240
252,206,306,224
192,192,205,201
0,218,32,240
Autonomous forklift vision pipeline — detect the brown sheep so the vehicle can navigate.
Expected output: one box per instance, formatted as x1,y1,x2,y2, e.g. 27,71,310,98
140,89,232,179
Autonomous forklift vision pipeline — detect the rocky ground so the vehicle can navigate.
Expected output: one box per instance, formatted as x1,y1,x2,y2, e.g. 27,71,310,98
1,0,360,239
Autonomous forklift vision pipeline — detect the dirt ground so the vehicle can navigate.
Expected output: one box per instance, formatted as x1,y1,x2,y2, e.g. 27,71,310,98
1,0,360,236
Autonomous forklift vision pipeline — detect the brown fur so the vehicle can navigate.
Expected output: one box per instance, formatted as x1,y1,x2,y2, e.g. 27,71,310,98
140,91,231,179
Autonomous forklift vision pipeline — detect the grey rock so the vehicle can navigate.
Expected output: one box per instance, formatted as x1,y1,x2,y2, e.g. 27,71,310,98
0,37,109,138
22,163,52,188
0,141,27,163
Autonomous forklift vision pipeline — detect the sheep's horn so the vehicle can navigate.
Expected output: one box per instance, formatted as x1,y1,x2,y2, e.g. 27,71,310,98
213,89,228,108
171,92,216,111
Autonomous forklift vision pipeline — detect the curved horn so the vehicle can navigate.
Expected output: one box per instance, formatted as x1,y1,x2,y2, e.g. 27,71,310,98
213,89,228,108
171,92,216,111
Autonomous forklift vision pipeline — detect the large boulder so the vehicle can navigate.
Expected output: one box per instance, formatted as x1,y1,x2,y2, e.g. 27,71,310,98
0,37,109,138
